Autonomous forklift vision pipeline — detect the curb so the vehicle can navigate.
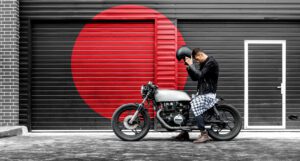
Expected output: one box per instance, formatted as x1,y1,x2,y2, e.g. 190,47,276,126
0,126,28,138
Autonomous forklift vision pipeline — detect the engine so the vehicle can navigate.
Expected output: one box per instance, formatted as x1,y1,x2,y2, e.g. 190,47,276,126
159,101,190,126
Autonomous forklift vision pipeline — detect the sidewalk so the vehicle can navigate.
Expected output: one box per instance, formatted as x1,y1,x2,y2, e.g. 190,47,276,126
21,131,300,139
1,131,300,160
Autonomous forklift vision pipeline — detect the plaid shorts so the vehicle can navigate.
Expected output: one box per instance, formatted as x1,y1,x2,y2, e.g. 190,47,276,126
190,93,218,117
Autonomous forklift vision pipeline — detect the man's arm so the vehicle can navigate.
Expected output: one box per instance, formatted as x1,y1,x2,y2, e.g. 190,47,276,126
186,65,198,81
187,61,214,81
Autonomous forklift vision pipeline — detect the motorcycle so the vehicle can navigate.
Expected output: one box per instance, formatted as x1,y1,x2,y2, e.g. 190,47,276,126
111,81,242,141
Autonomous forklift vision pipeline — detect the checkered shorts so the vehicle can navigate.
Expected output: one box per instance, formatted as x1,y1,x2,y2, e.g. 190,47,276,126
190,93,218,117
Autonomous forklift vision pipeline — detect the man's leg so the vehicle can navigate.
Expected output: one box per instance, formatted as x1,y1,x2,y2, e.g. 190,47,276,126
193,114,212,143
194,114,205,131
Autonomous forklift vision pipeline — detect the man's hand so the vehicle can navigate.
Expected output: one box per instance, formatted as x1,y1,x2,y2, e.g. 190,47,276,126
184,56,193,66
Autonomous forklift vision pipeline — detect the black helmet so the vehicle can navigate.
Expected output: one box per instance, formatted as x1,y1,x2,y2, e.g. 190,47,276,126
176,46,192,61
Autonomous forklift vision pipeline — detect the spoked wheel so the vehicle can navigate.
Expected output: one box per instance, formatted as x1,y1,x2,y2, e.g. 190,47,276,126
205,104,242,141
111,103,150,141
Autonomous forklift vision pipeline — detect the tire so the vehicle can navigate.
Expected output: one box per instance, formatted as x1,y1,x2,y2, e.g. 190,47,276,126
207,104,242,141
111,103,150,141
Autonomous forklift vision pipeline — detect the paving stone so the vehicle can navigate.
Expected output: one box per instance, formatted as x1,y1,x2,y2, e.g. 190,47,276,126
0,132,300,160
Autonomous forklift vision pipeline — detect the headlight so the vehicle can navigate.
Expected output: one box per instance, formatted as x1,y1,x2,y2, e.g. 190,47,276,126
140,85,145,95
140,85,148,97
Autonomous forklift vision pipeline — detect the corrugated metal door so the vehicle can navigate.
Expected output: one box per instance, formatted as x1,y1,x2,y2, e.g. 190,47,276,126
178,20,300,129
31,20,155,130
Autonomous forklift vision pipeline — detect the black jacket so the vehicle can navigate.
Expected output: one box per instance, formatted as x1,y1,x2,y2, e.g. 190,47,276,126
186,56,219,95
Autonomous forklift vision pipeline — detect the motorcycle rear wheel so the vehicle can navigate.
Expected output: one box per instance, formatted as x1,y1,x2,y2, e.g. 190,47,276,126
111,103,150,141
206,104,242,141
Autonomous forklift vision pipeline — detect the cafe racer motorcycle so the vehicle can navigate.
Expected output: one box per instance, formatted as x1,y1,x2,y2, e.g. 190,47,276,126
111,81,242,141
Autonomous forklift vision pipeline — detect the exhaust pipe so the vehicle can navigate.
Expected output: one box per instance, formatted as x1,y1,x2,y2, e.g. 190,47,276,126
156,109,210,130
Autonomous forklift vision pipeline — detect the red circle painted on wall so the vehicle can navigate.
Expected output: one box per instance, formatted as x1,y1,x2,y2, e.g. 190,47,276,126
71,5,187,119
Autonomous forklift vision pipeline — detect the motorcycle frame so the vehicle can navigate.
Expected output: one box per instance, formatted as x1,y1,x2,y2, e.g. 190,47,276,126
131,90,223,131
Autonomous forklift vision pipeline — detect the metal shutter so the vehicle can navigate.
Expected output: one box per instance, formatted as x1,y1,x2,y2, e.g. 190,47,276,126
30,20,154,130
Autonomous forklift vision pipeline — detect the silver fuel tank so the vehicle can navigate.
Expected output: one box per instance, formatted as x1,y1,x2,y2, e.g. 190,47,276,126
154,89,191,102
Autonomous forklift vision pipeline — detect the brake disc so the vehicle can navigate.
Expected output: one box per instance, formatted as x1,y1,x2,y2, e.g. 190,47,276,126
123,115,139,130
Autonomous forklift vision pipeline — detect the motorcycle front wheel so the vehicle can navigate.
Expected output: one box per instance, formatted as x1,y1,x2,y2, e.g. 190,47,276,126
205,104,242,141
111,103,150,141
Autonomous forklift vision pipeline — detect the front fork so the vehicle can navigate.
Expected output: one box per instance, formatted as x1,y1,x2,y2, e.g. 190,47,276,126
128,92,150,124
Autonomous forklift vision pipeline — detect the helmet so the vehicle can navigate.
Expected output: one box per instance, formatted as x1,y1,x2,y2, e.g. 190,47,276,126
176,46,192,61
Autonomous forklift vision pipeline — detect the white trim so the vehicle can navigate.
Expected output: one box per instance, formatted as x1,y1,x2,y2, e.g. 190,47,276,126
30,129,300,133
244,40,286,129
282,41,287,129
244,41,248,129
31,130,111,131
241,129,300,132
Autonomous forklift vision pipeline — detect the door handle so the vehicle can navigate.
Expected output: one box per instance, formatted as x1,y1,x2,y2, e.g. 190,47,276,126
277,83,283,95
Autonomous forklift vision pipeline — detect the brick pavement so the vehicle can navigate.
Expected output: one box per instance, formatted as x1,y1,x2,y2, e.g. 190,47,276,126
1,132,300,161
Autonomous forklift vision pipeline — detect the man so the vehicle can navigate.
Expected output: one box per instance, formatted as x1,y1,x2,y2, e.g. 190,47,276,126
173,48,219,143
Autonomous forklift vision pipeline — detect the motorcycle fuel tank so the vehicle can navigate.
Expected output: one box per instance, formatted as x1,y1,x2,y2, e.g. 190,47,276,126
154,89,191,102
